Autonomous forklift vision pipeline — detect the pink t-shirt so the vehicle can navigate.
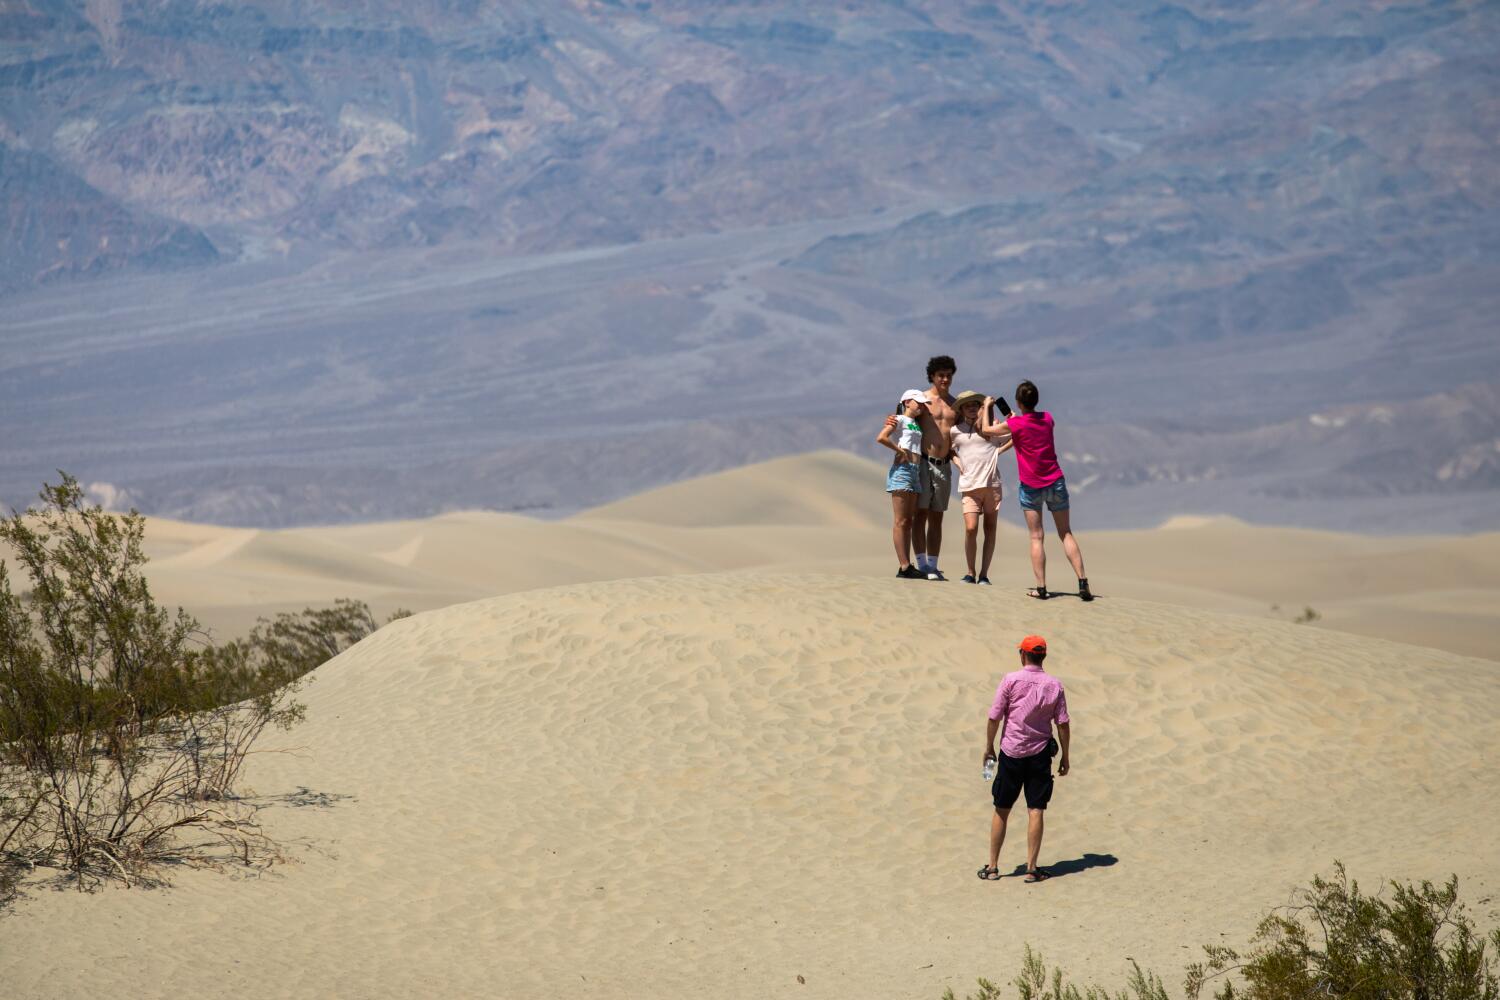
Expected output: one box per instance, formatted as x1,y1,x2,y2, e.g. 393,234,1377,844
988,665,1069,758
1005,411,1063,488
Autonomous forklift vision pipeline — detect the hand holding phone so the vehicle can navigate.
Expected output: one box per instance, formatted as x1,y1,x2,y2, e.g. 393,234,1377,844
993,396,1012,418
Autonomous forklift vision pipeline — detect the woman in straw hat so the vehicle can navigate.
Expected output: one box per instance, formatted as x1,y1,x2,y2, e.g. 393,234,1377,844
949,391,1013,584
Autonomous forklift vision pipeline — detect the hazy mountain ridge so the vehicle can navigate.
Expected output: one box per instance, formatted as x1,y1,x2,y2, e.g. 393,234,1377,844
2,0,1121,275
8,379,1491,532
0,140,219,290
7,1,1495,288
2,1,1498,530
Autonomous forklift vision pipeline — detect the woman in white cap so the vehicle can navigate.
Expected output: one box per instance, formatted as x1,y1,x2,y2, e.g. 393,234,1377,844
877,390,931,579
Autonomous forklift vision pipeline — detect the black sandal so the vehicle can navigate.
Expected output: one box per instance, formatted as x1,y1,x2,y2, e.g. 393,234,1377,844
1023,868,1052,883
1026,587,1049,600
1078,578,1094,602
977,865,1002,881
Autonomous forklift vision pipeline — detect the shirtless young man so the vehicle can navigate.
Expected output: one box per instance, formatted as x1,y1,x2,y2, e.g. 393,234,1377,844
917,355,958,580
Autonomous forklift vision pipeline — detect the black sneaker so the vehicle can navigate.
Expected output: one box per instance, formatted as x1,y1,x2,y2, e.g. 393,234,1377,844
927,568,946,581
898,565,924,579
977,576,992,586
961,574,977,584
1078,578,1094,602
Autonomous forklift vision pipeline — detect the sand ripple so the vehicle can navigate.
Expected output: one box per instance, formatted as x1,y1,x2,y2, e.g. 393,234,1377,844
4,574,1498,999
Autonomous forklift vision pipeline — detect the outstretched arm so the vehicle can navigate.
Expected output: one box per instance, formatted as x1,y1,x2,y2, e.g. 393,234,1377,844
981,399,1013,442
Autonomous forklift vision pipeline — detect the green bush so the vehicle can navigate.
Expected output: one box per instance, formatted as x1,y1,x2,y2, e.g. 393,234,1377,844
946,865,1500,1000
0,474,402,897
944,948,1168,1000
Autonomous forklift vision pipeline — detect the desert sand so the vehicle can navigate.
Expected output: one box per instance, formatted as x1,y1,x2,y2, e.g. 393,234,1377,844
3,452,1499,999
112,451,1500,661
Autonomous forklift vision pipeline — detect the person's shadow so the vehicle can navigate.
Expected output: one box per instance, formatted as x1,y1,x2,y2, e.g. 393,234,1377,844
1044,589,1101,601
1008,852,1118,878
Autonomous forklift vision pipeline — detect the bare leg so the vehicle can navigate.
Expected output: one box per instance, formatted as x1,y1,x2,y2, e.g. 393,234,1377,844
1024,509,1047,588
980,509,998,578
891,492,916,568
1026,808,1045,872
989,807,1010,870
1051,509,1087,580
913,509,930,563
963,510,980,576
926,508,945,564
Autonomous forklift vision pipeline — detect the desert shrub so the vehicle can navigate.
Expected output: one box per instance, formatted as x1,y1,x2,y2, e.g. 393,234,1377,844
946,865,1500,1000
945,948,1168,1000
1188,864,1500,1000
190,599,385,704
176,599,406,798
0,475,396,897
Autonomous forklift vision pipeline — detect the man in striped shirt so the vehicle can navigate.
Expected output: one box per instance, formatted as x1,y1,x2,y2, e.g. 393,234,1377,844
977,635,1071,883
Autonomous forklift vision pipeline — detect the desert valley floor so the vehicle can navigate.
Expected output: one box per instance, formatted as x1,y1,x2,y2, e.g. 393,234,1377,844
2,452,1498,999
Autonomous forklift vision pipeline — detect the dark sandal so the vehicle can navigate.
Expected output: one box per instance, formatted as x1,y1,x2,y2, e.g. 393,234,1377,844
1026,587,1049,600
1023,868,1052,883
1078,578,1094,602
977,865,1002,881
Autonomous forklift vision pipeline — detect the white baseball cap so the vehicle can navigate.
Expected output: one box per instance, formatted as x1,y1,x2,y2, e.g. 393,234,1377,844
900,389,930,406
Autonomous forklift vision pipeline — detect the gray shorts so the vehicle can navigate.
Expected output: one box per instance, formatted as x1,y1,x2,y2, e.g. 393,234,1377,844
918,457,952,512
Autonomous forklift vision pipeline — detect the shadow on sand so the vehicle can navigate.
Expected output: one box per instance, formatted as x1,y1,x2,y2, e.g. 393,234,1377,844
1038,589,1100,601
1008,852,1118,879
256,786,357,809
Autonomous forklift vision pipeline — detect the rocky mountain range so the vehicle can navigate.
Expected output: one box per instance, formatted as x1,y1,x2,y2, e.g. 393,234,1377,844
2,1,1498,529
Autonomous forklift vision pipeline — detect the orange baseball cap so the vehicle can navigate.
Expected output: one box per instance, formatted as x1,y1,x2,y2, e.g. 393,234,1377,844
1018,635,1048,654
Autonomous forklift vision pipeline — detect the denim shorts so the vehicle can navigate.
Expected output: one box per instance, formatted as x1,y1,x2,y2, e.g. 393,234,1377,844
1017,476,1070,512
886,458,921,494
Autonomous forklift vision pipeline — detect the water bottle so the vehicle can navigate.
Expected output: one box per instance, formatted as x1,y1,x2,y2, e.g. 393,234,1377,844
983,756,997,781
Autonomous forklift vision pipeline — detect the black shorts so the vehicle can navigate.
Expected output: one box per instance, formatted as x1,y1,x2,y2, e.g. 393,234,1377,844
992,748,1054,810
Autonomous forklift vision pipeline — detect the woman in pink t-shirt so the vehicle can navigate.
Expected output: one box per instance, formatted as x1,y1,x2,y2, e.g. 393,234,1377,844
1005,380,1092,602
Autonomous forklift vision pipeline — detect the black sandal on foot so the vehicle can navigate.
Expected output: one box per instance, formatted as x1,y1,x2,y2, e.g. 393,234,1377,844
1078,578,1094,602
977,866,1002,881
1023,868,1052,883
1026,587,1049,600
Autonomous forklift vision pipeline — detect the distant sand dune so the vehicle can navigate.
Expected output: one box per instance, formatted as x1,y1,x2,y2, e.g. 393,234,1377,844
576,451,891,529
53,450,1489,660
5,575,1497,999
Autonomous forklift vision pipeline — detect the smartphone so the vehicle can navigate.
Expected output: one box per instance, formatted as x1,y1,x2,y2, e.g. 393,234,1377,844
993,397,1012,417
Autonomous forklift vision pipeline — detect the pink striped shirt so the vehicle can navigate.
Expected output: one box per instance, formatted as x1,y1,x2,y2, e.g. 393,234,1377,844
988,665,1069,758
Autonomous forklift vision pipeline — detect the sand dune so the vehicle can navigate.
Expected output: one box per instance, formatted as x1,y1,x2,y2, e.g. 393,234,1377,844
577,450,892,529
4,453,1500,998
5,575,1498,999
54,450,1492,661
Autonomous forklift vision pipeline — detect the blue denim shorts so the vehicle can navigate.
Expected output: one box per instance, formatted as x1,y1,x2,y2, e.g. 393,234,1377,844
1017,476,1070,512
886,458,921,494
